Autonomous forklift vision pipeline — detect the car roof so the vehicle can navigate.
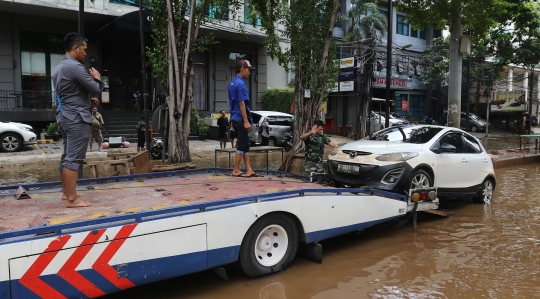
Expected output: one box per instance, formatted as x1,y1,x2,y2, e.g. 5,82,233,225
251,111,293,117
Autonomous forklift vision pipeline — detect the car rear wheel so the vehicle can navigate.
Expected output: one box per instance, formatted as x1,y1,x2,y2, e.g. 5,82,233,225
470,125,478,132
409,169,432,191
1,133,22,152
239,213,298,278
473,178,494,204
267,137,277,147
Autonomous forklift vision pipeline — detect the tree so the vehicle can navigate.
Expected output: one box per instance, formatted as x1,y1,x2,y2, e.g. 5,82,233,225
248,0,341,172
147,0,238,164
395,0,507,129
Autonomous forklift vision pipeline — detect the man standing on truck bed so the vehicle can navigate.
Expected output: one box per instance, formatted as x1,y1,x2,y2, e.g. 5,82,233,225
52,32,104,208
300,120,338,177
228,60,259,177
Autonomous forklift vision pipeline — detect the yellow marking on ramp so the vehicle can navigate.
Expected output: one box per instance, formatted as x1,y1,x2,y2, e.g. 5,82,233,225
49,216,79,225
285,187,297,191
34,144,46,156
150,203,171,210
178,200,190,205
120,207,142,214
265,188,279,193
88,212,111,219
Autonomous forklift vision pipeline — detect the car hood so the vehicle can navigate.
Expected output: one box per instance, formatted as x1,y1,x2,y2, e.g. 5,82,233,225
1,121,32,129
339,140,425,155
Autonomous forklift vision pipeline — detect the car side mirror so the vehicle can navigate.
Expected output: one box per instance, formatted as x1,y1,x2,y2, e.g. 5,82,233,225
439,143,456,153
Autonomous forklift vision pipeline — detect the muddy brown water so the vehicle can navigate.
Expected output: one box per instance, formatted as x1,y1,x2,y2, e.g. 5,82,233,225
102,163,540,299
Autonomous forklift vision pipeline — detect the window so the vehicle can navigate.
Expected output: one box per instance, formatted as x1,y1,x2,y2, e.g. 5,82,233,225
408,94,424,119
378,9,388,20
244,0,262,25
208,0,228,20
411,28,426,39
193,52,208,110
396,14,409,36
439,133,464,153
464,135,482,153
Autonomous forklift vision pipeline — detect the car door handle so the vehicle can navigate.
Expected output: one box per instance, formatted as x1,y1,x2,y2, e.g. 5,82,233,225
461,159,468,163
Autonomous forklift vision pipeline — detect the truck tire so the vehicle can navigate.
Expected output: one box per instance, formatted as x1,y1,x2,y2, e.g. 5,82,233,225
239,213,299,278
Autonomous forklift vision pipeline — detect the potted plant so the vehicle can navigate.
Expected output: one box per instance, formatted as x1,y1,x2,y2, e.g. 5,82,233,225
197,120,209,141
44,122,60,141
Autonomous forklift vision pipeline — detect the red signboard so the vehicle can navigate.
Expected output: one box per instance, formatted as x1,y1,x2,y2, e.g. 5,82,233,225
401,100,409,111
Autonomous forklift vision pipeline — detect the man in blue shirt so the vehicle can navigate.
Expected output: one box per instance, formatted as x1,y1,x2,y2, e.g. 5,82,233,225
228,60,259,177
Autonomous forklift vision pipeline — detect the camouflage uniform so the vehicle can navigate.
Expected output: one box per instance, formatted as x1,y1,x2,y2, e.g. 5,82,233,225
304,134,330,176
89,112,103,143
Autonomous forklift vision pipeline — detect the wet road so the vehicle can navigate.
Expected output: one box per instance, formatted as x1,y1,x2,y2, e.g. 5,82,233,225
102,163,540,299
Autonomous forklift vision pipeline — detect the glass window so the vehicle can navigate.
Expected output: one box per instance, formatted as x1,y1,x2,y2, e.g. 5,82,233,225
244,0,262,25
275,117,293,126
378,9,388,20
370,125,443,144
267,117,277,125
464,135,482,153
208,0,228,20
396,15,409,36
409,94,425,119
438,133,464,153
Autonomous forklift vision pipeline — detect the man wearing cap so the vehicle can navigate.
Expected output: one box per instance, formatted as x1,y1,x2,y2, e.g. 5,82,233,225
228,60,259,177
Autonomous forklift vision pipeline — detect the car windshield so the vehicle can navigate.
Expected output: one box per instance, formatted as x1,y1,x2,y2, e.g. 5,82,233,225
469,113,482,120
370,126,443,144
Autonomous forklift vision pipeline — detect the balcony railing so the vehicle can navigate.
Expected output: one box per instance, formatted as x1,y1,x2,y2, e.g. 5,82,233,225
0,90,58,111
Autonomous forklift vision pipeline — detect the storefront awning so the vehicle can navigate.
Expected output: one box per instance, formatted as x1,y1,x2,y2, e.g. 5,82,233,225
93,9,152,36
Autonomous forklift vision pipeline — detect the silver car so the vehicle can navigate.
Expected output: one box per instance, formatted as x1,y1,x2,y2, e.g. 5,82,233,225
249,111,293,147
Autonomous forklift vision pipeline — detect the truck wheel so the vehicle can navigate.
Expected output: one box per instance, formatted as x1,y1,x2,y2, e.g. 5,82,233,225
473,178,494,204
1,133,22,152
409,169,432,191
239,213,298,278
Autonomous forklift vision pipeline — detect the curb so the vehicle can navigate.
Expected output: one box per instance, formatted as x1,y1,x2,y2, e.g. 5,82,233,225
37,140,55,144
493,154,540,169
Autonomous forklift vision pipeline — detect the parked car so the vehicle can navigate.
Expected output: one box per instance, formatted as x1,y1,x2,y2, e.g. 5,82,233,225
0,121,37,152
327,124,495,203
371,111,409,128
440,111,487,132
249,111,294,147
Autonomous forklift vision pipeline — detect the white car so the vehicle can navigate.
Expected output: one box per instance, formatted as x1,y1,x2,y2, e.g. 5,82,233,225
371,111,408,128
326,125,495,203
0,121,37,152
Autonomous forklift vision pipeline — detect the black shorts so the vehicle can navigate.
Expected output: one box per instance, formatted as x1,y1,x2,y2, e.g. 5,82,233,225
218,130,227,139
229,130,237,140
232,121,249,152
137,133,145,147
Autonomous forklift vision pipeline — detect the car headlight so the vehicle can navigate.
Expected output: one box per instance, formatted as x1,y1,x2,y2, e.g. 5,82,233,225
375,152,418,161
17,126,33,132
329,146,340,156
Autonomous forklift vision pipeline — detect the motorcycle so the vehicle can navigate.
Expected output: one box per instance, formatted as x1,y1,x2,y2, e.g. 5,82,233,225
283,132,293,152
421,116,434,124
150,138,168,160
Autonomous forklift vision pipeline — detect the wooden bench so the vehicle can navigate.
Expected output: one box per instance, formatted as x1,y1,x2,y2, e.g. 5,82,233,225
519,135,540,150
87,151,151,178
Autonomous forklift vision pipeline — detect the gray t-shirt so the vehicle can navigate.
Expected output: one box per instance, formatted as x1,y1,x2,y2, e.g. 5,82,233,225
52,55,104,123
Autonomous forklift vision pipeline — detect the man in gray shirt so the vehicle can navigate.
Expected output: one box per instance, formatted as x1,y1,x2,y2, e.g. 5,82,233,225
52,32,104,208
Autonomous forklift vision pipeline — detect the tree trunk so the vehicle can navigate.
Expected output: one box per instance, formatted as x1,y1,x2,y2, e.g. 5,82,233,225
447,4,462,128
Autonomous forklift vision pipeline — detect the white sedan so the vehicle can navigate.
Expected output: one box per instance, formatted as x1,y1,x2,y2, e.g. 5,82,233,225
0,121,37,152
326,125,495,203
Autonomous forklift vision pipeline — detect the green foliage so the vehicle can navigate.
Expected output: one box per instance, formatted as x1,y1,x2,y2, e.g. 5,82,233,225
197,119,210,135
340,0,388,43
44,122,58,135
262,88,294,113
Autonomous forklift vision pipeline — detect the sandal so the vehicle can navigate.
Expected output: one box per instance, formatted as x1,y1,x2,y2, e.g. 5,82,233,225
248,173,260,177
232,173,250,177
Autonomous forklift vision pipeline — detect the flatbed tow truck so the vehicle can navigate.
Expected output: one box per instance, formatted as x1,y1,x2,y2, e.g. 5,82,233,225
0,168,439,298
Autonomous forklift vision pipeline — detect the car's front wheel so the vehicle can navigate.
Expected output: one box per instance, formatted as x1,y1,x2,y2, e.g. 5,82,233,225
470,125,478,132
1,133,22,152
409,169,433,191
473,178,494,204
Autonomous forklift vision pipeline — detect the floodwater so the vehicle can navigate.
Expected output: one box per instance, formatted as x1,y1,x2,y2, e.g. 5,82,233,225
103,163,540,299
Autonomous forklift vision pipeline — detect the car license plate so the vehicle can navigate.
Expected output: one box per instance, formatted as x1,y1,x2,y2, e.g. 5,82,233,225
337,164,360,174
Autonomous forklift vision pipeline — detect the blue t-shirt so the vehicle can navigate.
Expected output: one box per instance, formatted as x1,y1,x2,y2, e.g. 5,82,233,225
228,75,252,123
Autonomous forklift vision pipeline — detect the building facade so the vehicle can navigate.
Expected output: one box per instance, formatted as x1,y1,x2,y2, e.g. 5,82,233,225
0,0,289,125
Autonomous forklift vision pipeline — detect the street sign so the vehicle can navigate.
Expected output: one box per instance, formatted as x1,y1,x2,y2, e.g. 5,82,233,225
339,81,354,92
339,68,356,81
340,57,354,69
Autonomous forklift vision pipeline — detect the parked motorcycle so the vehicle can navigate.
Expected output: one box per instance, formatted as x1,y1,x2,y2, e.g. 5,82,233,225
150,138,168,160
421,116,434,124
283,132,293,152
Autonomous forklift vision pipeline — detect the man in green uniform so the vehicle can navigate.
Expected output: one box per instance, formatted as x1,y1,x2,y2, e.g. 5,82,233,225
300,120,338,177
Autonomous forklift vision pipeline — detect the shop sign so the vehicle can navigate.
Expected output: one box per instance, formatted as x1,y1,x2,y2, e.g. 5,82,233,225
339,81,354,92
402,100,409,111
340,57,355,69
491,91,526,112
339,68,356,81
374,78,409,87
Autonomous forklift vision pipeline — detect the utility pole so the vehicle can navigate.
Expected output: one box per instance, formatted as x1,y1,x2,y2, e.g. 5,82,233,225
139,0,149,150
529,68,535,134
447,5,462,129
466,30,471,131
385,0,393,129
